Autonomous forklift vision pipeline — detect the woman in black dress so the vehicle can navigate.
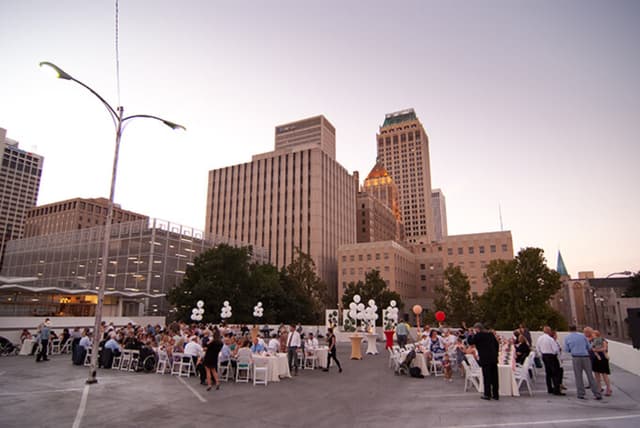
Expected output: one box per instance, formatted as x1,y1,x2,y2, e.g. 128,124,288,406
203,330,223,391
322,327,342,373
515,334,530,365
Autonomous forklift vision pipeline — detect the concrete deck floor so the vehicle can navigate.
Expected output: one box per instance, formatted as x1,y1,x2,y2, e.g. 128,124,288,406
1,345,639,428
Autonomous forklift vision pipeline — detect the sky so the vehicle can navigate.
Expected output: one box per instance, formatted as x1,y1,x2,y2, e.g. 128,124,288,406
1,0,638,278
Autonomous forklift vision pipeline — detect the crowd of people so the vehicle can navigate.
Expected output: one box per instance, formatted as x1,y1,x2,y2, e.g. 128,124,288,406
392,319,614,402
21,319,342,391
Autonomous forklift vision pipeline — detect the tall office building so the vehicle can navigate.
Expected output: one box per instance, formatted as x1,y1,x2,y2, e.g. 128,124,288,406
24,197,148,238
431,188,448,241
0,128,44,259
376,109,434,244
206,115,357,303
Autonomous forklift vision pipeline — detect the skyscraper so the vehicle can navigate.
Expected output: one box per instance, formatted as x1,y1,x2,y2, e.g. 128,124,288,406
431,188,448,241
0,127,43,259
206,115,356,303
376,109,434,244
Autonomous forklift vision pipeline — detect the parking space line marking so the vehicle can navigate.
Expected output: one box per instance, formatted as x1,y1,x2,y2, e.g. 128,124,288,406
0,387,83,396
177,376,207,403
72,385,90,428
443,413,640,428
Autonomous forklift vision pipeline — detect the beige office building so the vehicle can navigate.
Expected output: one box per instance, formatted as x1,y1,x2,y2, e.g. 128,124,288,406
339,240,417,306
376,109,434,244
442,231,514,294
0,128,43,244
431,189,447,241
356,192,400,243
24,197,148,238
206,115,357,303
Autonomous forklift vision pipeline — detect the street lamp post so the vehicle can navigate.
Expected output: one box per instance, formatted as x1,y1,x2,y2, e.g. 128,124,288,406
40,61,184,384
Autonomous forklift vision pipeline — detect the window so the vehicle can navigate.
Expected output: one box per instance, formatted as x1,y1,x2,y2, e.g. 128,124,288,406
350,255,355,262
490,245,496,253
420,264,426,269
420,275,426,280
479,246,485,254
375,253,380,260
501,244,508,252
358,254,363,261
457,247,463,255
468,246,474,255
367,254,372,261
342,255,346,262
447,248,453,256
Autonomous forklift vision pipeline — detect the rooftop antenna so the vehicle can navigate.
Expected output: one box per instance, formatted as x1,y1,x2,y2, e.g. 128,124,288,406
498,203,504,231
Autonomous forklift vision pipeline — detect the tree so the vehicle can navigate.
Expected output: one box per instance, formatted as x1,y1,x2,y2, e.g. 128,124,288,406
167,244,253,323
624,271,640,297
478,247,567,330
286,249,329,323
434,266,475,327
341,270,403,318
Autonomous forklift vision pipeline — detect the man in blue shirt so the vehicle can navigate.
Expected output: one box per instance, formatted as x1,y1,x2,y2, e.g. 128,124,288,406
250,336,266,353
564,325,602,400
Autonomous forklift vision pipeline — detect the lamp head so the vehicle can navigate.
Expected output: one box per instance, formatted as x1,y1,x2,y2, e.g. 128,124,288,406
39,61,73,81
163,120,186,131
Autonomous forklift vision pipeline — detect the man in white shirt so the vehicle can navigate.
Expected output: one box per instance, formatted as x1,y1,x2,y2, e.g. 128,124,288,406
184,336,204,384
286,324,302,375
305,332,319,354
536,326,565,396
268,336,280,354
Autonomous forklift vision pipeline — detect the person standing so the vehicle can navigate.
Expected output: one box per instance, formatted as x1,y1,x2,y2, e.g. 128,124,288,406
537,326,565,396
564,325,602,400
322,327,342,373
203,330,223,391
467,322,499,400
35,319,51,362
286,324,301,375
395,318,410,348
591,330,612,396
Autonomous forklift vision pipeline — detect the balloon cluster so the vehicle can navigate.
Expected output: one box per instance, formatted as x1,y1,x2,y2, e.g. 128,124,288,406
364,299,379,329
348,294,365,322
220,301,232,320
191,300,205,321
383,300,399,329
253,302,264,318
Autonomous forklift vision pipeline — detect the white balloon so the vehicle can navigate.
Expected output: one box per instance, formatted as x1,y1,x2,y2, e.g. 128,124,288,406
368,299,375,307
192,308,198,314
223,300,229,306
374,314,379,320
190,314,196,320
349,302,356,310
353,295,361,303
349,310,357,319
197,300,204,308
257,302,262,307
390,300,396,307
357,303,365,311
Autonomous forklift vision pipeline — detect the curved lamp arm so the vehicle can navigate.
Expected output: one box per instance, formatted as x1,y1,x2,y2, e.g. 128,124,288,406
123,114,186,131
39,61,118,126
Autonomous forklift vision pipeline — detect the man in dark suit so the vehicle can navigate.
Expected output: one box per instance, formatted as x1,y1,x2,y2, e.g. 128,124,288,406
467,322,499,400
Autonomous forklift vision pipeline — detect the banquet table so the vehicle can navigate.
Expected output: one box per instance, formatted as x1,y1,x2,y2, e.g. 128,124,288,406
412,352,430,376
365,333,378,355
478,365,519,397
19,339,36,356
252,353,291,382
314,347,329,368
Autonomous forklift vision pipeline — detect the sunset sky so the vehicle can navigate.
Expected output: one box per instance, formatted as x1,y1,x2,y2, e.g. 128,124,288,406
1,0,638,277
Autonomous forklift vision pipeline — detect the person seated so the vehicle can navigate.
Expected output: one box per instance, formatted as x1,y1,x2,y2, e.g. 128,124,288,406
219,337,237,370
184,336,203,360
79,330,92,350
20,329,32,343
268,335,280,354
515,334,530,365
250,336,266,353
305,333,319,353
428,330,446,362
417,332,430,349
104,332,122,356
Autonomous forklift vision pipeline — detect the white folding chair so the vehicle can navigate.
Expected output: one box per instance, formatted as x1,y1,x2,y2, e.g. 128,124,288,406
50,339,61,355
83,347,92,366
170,352,184,376
253,358,269,386
515,355,534,396
431,353,445,376
218,359,234,382
235,351,252,383
120,350,132,371
464,354,482,392
111,351,123,370
60,338,72,354
304,350,318,370
129,350,140,372
179,355,195,377
156,350,170,374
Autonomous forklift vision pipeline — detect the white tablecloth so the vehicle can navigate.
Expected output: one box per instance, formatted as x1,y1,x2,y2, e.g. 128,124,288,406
365,334,378,355
412,353,430,376
315,347,329,368
478,365,519,397
19,339,36,356
252,353,291,382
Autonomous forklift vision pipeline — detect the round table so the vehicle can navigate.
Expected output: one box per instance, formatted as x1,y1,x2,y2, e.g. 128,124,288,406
349,335,363,360
365,333,378,355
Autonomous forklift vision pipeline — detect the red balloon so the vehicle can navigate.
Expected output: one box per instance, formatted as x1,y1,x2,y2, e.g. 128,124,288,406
435,311,446,322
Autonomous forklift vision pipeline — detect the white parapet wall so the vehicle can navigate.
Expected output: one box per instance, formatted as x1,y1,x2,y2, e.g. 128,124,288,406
0,316,166,343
